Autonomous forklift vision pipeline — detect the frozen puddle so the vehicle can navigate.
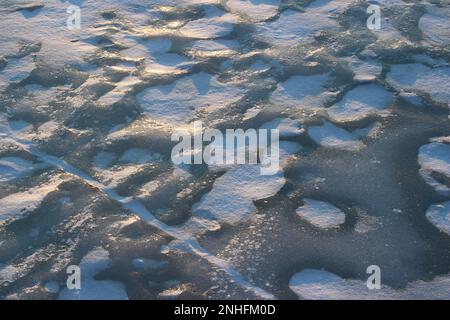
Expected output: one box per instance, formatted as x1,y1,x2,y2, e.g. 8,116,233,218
327,84,394,123
426,202,450,236
296,199,346,229
418,137,450,196
137,72,245,124
289,269,450,300
58,248,128,300
308,121,365,152
387,64,450,106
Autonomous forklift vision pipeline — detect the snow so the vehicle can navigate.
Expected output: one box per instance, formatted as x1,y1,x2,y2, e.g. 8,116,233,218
270,74,337,110
387,64,450,106
308,121,365,152
0,177,62,226
296,199,346,229
255,0,353,47
426,202,450,236
189,165,285,233
418,138,450,196
180,6,238,39
58,248,128,300
419,6,450,46
289,269,450,300
189,39,239,57
327,84,394,123
0,157,44,182
225,0,280,22
345,56,382,82
120,37,194,75
97,76,141,106
137,72,245,124
260,118,304,138
0,55,35,92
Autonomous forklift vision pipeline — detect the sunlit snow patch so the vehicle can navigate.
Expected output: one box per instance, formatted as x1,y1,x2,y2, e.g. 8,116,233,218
270,74,337,110
189,165,285,233
137,72,245,124
97,76,141,106
180,6,237,39
308,121,365,152
0,56,35,92
255,0,353,47
345,56,382,82
327,84,394,123
387,64,450,106
225,0,280,22
120,37,193,75
0,176,62,227
296,199,346,229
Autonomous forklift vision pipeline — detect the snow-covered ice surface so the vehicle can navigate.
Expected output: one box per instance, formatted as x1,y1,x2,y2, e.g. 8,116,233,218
296,199,346,229
0,0,450,300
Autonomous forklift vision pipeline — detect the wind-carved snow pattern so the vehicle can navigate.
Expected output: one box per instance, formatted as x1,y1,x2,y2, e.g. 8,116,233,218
0,0,450,300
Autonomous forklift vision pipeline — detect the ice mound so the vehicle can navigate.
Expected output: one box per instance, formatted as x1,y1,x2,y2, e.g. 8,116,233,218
137,72,245,124
426,202,450,236
327,84,394,123
418,137,450,196
419,6,450,46
190,165,285,232
270,74,337,110
58,248,128,300
296,199,346,229
289,269,450,300
255,0,352,47
180,6,238,39
225,0,280,22
308,121,365,152
0,176,62,227
387,64,450,106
